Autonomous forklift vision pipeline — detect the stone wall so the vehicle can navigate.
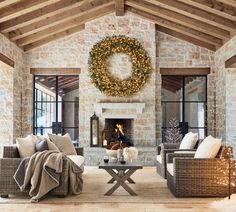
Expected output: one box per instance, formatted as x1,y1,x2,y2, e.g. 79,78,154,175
214,36,236,153
0,62,13,157
24,12,217,165
156,32,216,137
0,34,25,154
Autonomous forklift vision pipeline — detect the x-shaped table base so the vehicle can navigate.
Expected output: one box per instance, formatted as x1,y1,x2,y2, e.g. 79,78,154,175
104,169,138,196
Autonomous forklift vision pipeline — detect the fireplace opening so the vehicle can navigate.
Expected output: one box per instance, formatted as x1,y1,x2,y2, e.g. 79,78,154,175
103,118,134,146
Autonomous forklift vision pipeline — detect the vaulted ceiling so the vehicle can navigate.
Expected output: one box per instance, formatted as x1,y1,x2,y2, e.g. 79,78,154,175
0,0,235,51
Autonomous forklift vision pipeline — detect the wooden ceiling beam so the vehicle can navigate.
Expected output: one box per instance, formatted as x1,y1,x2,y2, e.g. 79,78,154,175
178,0,236,21
115,0,124,16
0,52,14,67
127,7,222,47
18,3,114,48
156,25,216,51
217,0,236,8
9,0,114,41
0,0,85,33
0,0,20,9
225,55,236,68
0,0,61,23
144,0,236,32
126,0,230,40
24,24,85,51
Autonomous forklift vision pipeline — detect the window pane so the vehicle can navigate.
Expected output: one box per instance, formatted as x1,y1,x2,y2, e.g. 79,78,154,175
59,101,79,128
184,76,206,101
58,76,79,101
162,76,183,101
36,102,56,128
184,102,206,127
162,102,182,127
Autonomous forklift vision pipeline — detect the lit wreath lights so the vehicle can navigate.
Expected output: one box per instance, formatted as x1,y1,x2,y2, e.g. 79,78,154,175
88,35,152,97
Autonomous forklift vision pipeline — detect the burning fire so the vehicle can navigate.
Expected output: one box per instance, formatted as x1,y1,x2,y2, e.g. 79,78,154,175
115,124,124,136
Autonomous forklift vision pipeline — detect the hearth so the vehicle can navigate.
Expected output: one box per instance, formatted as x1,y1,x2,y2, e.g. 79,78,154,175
103,118,134,146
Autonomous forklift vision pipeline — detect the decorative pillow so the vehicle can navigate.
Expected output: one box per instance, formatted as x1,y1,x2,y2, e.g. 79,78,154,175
36,140,49,152
48,133,77,155
16,135,37,158
179,132,198,149
36,134,60,152
194,135,222,158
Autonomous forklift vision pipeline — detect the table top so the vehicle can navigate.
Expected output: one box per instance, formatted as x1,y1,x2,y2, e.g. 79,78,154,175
99,162,143,169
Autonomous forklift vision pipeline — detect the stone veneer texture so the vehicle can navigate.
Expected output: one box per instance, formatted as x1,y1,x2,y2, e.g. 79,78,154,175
0,34,25,147
214,35,236,155
24,12,219,165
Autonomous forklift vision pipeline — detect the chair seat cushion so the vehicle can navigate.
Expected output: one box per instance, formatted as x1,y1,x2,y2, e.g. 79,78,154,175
179,132,198,149
156,155,162,164
67,155,85,172
167,163,174,176
194,135,222,158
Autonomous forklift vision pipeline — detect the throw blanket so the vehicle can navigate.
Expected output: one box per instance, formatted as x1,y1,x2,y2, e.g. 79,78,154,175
14,150,83,202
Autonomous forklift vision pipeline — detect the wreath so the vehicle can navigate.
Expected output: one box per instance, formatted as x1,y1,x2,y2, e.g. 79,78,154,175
88,35,152,97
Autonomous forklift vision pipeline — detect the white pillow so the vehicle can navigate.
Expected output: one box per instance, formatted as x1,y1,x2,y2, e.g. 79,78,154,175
194,135,222,158
36,134,59,152
48,133,77,155
179,132,198,149
16,135,37,158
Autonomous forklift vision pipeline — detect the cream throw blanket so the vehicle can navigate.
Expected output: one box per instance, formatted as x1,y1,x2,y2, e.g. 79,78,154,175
14,150,83,202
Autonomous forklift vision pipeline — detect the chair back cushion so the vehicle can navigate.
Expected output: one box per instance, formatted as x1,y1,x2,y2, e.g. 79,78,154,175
48,133,77,155
194,135,222,158
179,132,198,149
16,135,37,158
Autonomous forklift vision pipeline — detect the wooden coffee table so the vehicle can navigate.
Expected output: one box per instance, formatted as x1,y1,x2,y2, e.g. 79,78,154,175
99,162,143,196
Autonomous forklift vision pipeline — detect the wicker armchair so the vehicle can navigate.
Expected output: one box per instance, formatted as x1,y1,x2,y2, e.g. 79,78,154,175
166,146,236,197
156,141,200,178
0,145,84,198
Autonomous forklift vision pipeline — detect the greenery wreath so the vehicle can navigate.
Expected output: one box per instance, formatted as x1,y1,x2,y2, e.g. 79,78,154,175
88,35,152,97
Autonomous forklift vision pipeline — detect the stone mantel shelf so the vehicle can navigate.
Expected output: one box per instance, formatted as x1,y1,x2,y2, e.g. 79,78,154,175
95,102,145,119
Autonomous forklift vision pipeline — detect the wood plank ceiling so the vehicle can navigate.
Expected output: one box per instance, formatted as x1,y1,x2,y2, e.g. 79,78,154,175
0,0,235,51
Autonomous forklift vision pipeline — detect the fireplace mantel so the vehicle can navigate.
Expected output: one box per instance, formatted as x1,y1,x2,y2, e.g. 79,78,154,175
95,102,145,118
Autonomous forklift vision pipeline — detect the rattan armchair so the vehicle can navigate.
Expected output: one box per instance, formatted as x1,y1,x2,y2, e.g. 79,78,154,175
156,141,199,179
0,145,84,198
166,146,236,197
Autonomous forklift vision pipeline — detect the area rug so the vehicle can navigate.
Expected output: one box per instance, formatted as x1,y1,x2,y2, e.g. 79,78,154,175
0,167,220,204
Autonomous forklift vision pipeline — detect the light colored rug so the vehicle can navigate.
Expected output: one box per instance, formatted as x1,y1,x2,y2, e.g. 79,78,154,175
0,167,220,204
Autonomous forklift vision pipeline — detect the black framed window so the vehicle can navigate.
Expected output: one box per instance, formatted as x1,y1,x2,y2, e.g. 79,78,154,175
33,75,79,142
161,75,207,141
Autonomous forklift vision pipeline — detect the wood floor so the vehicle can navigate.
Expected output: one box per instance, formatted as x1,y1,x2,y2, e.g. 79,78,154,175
0,167,228,212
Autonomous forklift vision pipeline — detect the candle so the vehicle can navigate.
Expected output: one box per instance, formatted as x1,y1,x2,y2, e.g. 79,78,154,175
93,136,98,145
103,139,107,146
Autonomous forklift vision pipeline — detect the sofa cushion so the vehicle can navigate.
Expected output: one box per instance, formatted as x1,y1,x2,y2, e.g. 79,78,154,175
36,140,49,152
174,150,196,154
36,134,59,152
48,133,77,155
194,135,222,158
67,155,85,172
16,135,37,158
156,155,162,164
167,163,174,176
179,132,198,149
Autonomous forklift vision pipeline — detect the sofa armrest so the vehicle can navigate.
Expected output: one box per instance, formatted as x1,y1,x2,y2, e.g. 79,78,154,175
3,145,19,158
166,151,195,163
75,147,83,156
159,143,179,150
173,158,230,178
